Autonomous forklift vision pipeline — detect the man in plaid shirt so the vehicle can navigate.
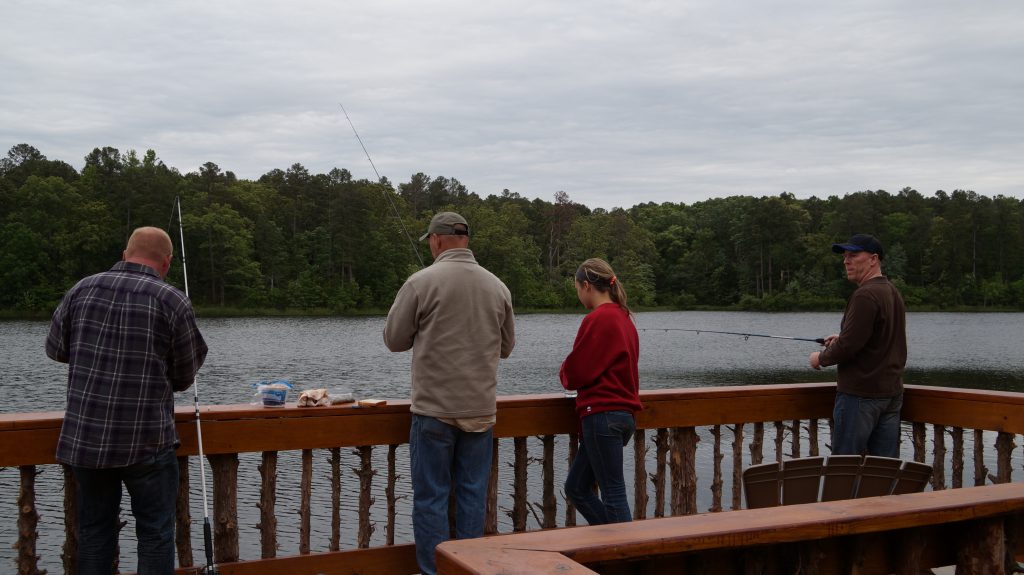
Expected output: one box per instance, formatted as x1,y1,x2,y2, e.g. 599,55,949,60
46,226,208,575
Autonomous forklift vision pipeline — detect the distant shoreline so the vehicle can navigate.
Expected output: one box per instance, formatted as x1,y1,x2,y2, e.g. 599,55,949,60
4,304,1021,321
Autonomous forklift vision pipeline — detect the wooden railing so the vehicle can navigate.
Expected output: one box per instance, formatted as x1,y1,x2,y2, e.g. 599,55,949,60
437,483,1024,574
2,383,1022,575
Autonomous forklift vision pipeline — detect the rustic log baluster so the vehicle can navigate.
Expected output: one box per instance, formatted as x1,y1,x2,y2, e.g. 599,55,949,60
486,437,499,534
542,435,557,528
670,427,699,515
565,433,579,526
386,444,399,546
773,421,785,463
210,453,240,563
257,451,278,559
62,464,78,575
175,456,193,567
652,428,668,518
932,425,946,490
750,422,764,465
17,465,42,575
790,419,801,458
354,445,376,548
956,517,1005,574
511,436,528,532
633,428,648,520
994,432,1014,484
912,422,926,463
974,429,988,486
299,448,313,554
731,424,743,510
951,427,964,489
808,418,819,457
710,425,723,512
330,447,341,551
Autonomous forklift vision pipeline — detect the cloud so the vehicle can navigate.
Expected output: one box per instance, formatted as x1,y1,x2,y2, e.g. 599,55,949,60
2,0,1022,208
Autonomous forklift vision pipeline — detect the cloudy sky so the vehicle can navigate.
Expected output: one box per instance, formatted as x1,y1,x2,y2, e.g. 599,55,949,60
3,1,1022,208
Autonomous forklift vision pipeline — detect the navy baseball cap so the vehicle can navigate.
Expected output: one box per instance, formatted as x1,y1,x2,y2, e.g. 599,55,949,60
832,234,884,259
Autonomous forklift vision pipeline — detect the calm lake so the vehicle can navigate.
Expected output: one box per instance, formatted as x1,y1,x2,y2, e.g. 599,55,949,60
1,311,1022,571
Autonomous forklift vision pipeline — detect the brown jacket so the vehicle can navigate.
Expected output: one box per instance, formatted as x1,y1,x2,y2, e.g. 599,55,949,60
383,248,515,418
818,276,906,398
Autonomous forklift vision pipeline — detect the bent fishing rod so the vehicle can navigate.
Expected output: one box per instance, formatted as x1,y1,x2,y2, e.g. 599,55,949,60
173,196,219,575
339,103,425,268
639,328,825,345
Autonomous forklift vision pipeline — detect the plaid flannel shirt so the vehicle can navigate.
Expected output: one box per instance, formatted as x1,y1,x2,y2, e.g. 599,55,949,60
46,261,208,468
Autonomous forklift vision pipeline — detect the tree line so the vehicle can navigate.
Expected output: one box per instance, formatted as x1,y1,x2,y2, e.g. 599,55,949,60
2,143,1023,314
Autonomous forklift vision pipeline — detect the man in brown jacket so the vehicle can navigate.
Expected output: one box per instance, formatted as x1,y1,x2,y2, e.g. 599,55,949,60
384,211,515,575
810,234,906,457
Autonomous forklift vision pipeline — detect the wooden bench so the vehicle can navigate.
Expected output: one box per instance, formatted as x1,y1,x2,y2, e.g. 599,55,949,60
743,455,934,508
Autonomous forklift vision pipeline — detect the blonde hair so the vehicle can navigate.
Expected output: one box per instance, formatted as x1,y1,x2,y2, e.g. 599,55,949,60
575,258,630,315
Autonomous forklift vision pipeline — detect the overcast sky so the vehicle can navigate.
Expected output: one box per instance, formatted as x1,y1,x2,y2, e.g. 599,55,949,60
3,1,1022,208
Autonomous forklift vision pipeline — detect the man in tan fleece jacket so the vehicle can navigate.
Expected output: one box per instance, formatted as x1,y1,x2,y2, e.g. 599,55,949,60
384,211,515,575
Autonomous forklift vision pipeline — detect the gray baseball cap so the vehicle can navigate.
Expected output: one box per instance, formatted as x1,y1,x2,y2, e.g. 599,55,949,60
419,212,470,241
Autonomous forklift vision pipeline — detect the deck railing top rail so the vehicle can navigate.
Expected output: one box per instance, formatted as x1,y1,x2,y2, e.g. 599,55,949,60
3,383,1023,467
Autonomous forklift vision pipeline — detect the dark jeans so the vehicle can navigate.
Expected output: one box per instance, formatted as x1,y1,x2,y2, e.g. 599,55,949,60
832,391,903,457
409,414,493,575
564,410,635,525
71,446,179,575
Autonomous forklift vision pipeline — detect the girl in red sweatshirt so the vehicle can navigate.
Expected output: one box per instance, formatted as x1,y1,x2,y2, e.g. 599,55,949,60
560,258,641,524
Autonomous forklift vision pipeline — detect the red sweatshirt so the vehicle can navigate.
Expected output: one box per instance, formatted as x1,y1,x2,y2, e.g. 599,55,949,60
559,302,641,420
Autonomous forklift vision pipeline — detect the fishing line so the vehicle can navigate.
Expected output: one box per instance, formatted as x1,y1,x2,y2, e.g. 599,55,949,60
172,196,219,575
639,328,825,344
339,103,425,268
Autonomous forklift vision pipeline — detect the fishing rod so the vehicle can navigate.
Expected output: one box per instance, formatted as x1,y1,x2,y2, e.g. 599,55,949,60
339,103,425,268
639,328,825,344
174,196,219,575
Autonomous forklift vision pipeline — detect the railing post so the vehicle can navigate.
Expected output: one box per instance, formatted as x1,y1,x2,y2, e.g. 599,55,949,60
386,444,399,546
995,432,1014,484
331,447,342,550
710,425,723,512
932,425,946,490
956,517,1006,574
258,451,278,558
750,422,764,465
731,424,743,510
912,422,926,463
974,429,988,486
299,448,313,554
62,464,78,575
354,445,376,548
790,419,801,458
808,418,819,457
633,428,648,520
210,453,240,563
564,433,579,526
774,421,784,463
486,437,499,534
951,427,964,489
670,427,698,515
511,436,528,532
16,465,42,575
652,428,667,518
542,435,557,528
176,456,194,567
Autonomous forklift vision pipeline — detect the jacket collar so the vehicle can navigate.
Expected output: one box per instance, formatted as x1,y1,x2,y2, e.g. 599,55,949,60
432,248,477,265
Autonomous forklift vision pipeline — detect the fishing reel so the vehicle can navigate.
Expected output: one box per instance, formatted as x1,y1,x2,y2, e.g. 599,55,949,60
200,566,220,575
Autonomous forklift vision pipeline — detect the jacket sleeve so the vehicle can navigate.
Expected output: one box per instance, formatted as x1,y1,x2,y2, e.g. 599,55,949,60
383,281,419,352
167,305,209,392
818,291,878,367
500,292,516,359
45,298,71,364
559,314,618,391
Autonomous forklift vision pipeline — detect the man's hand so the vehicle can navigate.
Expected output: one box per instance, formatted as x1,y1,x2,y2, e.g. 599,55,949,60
822,333,839,347
809,351,822,370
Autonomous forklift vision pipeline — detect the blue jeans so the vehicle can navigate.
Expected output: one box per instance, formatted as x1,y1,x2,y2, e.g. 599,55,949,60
409,414,493,575
564,410,635,525
832,392,903,457
71,446,179,575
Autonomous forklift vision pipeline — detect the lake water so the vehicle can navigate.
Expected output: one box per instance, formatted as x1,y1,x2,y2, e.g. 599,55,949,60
2,311,1022,571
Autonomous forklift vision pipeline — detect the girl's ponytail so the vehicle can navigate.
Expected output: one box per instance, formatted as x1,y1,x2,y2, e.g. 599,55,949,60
575,258,631,316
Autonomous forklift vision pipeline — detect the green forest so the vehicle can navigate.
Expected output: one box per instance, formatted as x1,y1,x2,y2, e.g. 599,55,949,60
2,143,1023,316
